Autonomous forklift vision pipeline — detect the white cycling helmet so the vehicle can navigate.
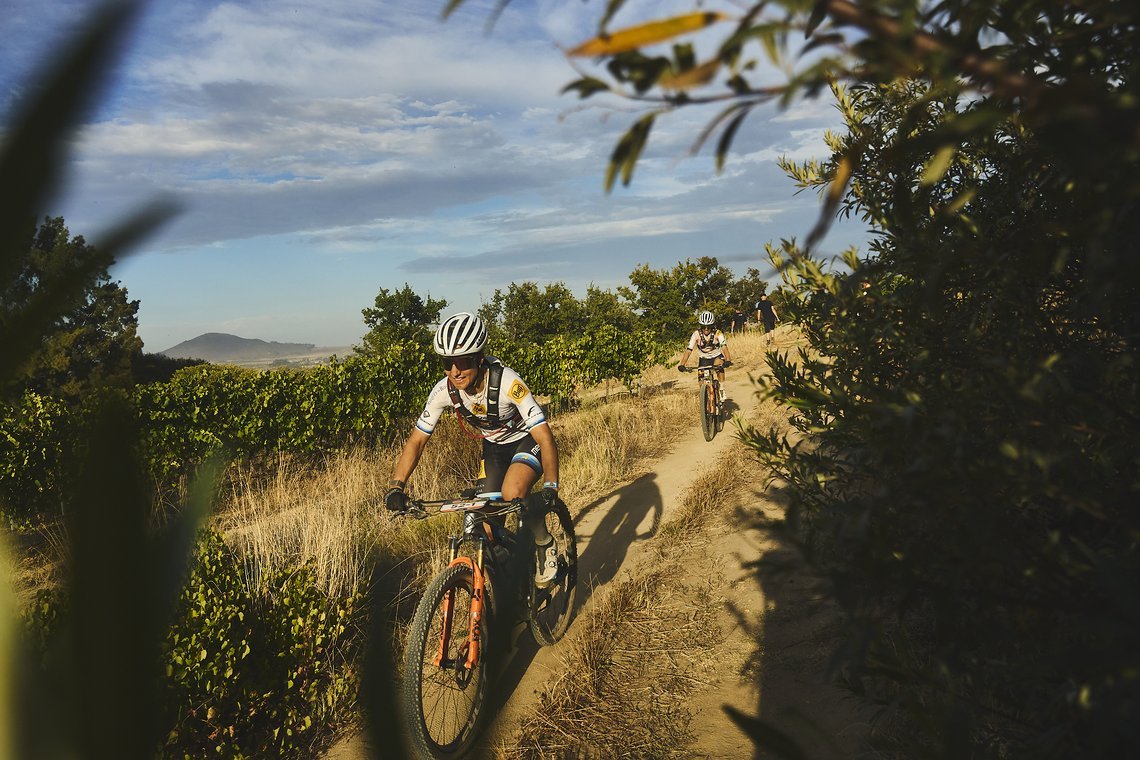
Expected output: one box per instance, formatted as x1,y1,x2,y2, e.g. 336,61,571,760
698,310,715,326
433,312,488,357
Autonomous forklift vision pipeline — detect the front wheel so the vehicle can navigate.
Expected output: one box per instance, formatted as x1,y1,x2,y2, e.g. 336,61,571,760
701,380,716,441
528,496,578,646
402,563,490,759
714,380,725,433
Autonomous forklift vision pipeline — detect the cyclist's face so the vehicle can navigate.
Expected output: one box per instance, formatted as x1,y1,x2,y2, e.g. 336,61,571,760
700,325,713,335
441,353,481,389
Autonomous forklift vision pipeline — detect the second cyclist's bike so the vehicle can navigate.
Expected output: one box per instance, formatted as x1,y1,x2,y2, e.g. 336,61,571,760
397,493,577,758
681,361,731,441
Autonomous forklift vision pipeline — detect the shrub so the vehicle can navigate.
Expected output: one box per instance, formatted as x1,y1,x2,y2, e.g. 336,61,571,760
24,530,361,759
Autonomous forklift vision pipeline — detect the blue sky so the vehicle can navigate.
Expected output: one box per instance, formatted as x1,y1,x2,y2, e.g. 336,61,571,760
2,0,867,352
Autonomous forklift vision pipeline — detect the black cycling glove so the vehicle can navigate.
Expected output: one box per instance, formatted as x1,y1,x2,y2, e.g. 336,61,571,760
384,487,408,512
541,482,559,508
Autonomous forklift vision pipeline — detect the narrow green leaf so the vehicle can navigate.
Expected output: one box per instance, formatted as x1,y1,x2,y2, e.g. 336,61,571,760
805,0,828,38
920,145,957,185
716,107,752,173
605,112,657,192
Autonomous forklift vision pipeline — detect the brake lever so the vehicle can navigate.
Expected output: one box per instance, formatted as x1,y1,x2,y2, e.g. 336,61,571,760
397,506,429,520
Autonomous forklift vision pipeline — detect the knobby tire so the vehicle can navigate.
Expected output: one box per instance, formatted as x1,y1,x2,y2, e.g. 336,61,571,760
402,563,491,759
528,497,578,646
701,380,716,441
714,379,725,433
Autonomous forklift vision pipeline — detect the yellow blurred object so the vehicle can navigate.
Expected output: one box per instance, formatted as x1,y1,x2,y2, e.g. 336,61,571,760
568,12,729,57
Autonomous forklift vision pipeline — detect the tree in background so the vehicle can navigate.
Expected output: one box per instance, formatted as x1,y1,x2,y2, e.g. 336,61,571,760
356,283,446,355
477,281,583,344
2,216,142,400
620,255,735,337
725,266,768,319
581,284,639,334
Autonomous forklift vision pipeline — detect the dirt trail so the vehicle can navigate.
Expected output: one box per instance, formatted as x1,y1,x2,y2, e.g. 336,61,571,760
326,351,867,758
482,369,757,748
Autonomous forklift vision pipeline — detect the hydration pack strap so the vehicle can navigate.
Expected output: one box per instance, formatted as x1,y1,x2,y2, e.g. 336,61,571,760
447,357,507,431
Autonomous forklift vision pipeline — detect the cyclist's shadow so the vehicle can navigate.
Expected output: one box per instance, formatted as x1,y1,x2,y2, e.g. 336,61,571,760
489,473,664,712
574,472,663,596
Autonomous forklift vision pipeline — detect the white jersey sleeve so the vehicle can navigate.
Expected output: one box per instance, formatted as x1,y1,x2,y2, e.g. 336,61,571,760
496,367,547,439
414,377,452,436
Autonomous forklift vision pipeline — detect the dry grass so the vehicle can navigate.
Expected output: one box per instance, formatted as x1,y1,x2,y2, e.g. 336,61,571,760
501,565,722,759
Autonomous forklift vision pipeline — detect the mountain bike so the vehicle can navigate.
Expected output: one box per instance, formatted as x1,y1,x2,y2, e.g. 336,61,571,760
681,360,731,441
397,493,577,758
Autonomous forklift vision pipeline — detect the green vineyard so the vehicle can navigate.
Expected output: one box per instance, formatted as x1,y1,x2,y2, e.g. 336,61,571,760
1,328,668,522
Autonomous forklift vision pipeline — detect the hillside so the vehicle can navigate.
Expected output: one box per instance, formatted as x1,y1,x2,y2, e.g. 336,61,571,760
160,332,350,367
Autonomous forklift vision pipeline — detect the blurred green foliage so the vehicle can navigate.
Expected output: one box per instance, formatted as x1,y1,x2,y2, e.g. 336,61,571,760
747,74,1139,758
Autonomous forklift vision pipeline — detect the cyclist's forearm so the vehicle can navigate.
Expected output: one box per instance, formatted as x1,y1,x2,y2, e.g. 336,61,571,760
532,422,559,485
391,429,430,485
677,350,691,365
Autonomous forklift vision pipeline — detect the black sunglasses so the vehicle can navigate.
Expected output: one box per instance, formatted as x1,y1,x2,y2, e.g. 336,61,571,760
440,355,480,372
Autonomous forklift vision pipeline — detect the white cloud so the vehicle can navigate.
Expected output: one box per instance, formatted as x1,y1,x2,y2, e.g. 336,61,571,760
9,0,867,347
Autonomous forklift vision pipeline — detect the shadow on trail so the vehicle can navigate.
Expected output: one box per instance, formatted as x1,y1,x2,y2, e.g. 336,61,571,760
574,472,663,597
484,472,664,720
720,485,870,760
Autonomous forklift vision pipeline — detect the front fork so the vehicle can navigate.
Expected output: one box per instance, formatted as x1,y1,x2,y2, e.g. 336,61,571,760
434,533,487,671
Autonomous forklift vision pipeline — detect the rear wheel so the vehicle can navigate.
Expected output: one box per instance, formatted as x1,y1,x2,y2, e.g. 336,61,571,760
701,380,716,441
528,496,578,646
402,563,490,759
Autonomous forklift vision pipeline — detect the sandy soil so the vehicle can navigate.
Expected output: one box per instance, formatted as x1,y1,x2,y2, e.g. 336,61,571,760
326,336,871,758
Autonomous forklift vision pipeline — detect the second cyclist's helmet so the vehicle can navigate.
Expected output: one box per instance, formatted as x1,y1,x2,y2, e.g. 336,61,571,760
433,312,488,357
698,310,715,326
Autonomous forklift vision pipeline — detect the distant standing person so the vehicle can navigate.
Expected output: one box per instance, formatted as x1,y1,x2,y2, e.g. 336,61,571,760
756,294,779,343
730,305,745,334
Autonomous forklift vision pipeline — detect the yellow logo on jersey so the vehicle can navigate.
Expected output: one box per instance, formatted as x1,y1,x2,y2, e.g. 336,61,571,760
471,402,487,416
508,379,528,402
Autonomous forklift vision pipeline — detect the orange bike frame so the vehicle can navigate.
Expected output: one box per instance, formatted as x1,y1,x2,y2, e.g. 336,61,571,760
433,538,488,671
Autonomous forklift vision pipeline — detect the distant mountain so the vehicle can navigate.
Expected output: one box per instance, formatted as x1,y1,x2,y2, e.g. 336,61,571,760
160,332,334,365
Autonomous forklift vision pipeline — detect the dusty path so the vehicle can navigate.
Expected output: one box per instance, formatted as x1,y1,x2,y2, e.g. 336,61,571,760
482,368,757,748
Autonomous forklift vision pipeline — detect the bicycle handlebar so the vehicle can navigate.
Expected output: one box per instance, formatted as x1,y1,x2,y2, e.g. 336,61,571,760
396,496,528,520
679,360,732,372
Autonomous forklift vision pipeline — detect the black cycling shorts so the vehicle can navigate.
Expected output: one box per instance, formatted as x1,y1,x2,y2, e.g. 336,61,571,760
478,433,542,496
698,355,724,369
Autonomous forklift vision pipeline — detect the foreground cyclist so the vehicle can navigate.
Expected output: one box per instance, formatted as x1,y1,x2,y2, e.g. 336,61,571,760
677,310,732,402
385,312,563,586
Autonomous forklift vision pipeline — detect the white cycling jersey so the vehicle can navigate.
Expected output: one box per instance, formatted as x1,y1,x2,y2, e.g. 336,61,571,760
688,329,726,359
415,363,547,445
